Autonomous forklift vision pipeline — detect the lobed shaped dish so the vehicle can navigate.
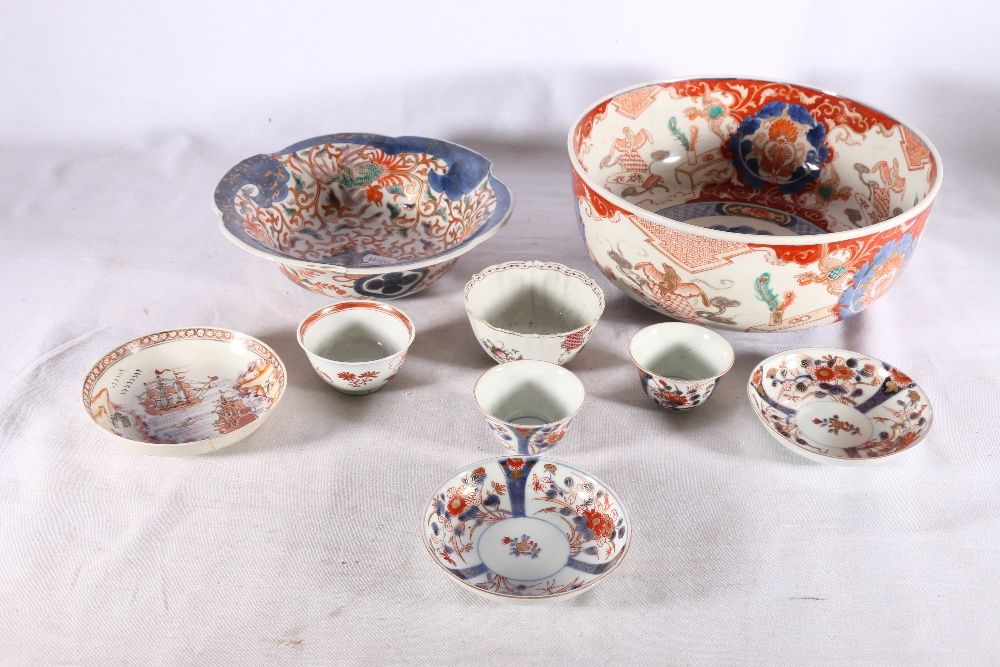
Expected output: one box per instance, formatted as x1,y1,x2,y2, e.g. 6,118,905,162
213,133,514,299
422,456,630,604
569,78,942,331
82,328,286,456
747,347,933,465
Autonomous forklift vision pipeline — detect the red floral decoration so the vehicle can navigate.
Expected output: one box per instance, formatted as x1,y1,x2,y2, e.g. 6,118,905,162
364,185,383,204
889,367,913,386
445,488,470,517
583,509,615,539
506,457,525,479
814,366,836,381
561,326,591,353
834,365,854,379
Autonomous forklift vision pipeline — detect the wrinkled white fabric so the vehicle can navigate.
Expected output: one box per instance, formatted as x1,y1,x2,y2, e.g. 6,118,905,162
1,1,999,664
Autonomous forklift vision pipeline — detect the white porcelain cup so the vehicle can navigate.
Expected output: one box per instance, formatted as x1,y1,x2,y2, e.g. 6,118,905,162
474,359,585,455
628,322,734,412
464,261,604,365
297,301,415,395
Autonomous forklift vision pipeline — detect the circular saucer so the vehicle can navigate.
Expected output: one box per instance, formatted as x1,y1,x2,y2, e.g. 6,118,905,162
747,348,932,466
82,327,286,456
421,456,630,604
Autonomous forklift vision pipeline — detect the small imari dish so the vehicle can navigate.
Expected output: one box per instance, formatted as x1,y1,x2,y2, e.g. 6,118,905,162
748,347,933,466
629,322,734,412
474,360,585,455
422,457,630,604
297,301,414,395
464,261,605,365
213,133,513,300
82,328,286,456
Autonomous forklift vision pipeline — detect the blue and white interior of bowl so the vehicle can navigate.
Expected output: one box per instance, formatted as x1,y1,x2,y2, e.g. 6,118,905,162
213,133,513,299
422,457,630,602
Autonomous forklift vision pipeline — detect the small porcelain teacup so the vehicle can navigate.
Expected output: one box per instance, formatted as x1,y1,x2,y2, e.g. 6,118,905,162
474,359,585,455
628,322,734,412
464,261,605,365
297,301,415,395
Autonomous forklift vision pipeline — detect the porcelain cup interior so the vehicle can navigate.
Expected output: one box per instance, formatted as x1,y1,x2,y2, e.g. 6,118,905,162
629,322,734,381
466,263,603,336
474,360,585,426
299,302,413,363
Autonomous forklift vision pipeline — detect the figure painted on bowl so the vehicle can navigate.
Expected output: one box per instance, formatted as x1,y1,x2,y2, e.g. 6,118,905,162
682,90,739,143
633,261,710,320
794,245,856,295
793,163,853,230
599,237,741,324
849,159,907,226
599,127,668,197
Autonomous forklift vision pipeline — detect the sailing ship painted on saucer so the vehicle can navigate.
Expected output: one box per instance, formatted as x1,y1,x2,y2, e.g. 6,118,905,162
137,368,218,415
83,328,286,456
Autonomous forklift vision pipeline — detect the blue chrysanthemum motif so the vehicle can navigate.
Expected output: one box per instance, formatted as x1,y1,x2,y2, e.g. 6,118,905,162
837,233,915,318
727,102,830,194
354,269,427,298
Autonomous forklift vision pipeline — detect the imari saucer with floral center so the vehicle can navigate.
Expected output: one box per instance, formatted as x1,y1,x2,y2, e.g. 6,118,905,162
422,457,630,604
748,347,933,466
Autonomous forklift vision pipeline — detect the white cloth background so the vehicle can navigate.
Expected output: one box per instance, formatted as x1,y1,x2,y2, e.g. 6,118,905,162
2,1,998,664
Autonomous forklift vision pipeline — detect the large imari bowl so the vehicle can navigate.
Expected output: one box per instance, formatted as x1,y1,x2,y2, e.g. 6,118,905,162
568,78,942,331
213,134,514,300
82,328,286,456
422,457,630,604
747,347,933,466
